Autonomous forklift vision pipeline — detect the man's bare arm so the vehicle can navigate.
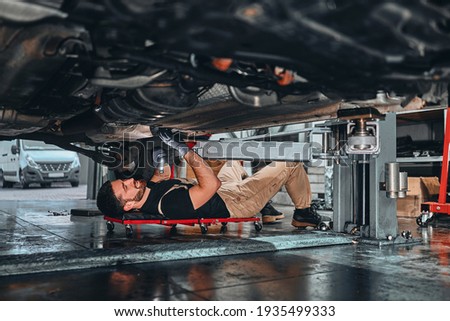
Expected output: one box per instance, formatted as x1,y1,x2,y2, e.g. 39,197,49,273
156,128,220,209
184,150,221,209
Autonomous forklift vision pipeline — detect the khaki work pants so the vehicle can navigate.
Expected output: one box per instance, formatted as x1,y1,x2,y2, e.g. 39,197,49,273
216,161,311,218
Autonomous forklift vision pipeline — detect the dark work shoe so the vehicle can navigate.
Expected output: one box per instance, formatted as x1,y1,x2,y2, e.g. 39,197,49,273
291,206,331,228
260,202,285,223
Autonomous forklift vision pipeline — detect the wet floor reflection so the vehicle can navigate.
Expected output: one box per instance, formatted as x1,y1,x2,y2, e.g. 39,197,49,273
1,243,449,300
418,223,450,283
0,254,325,300
0,200,449,300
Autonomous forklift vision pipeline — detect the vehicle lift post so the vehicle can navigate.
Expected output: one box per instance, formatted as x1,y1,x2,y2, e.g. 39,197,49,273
418,106,450,226
331,112,403,241
195,111,412,243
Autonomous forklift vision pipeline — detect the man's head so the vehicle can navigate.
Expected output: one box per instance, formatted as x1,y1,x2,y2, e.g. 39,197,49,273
97,178,147,216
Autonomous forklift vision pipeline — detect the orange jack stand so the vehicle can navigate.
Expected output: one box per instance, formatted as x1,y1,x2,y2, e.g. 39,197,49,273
418,107,450,226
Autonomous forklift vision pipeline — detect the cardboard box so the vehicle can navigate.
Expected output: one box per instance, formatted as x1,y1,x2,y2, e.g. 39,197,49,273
397,177,440,217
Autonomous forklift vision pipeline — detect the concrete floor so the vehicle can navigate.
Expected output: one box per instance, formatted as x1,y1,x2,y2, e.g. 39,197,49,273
0,199,449,301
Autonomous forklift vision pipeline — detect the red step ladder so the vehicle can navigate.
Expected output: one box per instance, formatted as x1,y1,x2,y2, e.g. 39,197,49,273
418,107,450,226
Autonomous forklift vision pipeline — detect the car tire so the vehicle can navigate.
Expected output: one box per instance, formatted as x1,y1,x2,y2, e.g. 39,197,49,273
1,171,13,188
19,169,29,189
71,181,79,187
2,181,13,188
0,170,5,187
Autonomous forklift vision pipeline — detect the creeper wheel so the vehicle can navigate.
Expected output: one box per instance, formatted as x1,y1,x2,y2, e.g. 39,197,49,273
125,224,133,238
318,222,328,231
106,221,114,232
220,223,228,233
200,224,208,234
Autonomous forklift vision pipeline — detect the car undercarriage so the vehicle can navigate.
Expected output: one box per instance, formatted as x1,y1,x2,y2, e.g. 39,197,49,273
0,0,449,170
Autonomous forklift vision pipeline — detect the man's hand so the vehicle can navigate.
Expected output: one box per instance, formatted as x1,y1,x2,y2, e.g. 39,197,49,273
158,128,189,158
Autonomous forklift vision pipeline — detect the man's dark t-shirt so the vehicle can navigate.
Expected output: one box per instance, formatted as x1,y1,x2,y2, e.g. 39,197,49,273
140,179,230,219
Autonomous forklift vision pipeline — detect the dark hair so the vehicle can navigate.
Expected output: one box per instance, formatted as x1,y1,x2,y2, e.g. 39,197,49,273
96,181,124,217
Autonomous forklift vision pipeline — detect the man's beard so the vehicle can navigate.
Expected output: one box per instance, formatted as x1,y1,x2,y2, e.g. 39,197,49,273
132,179,146,202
